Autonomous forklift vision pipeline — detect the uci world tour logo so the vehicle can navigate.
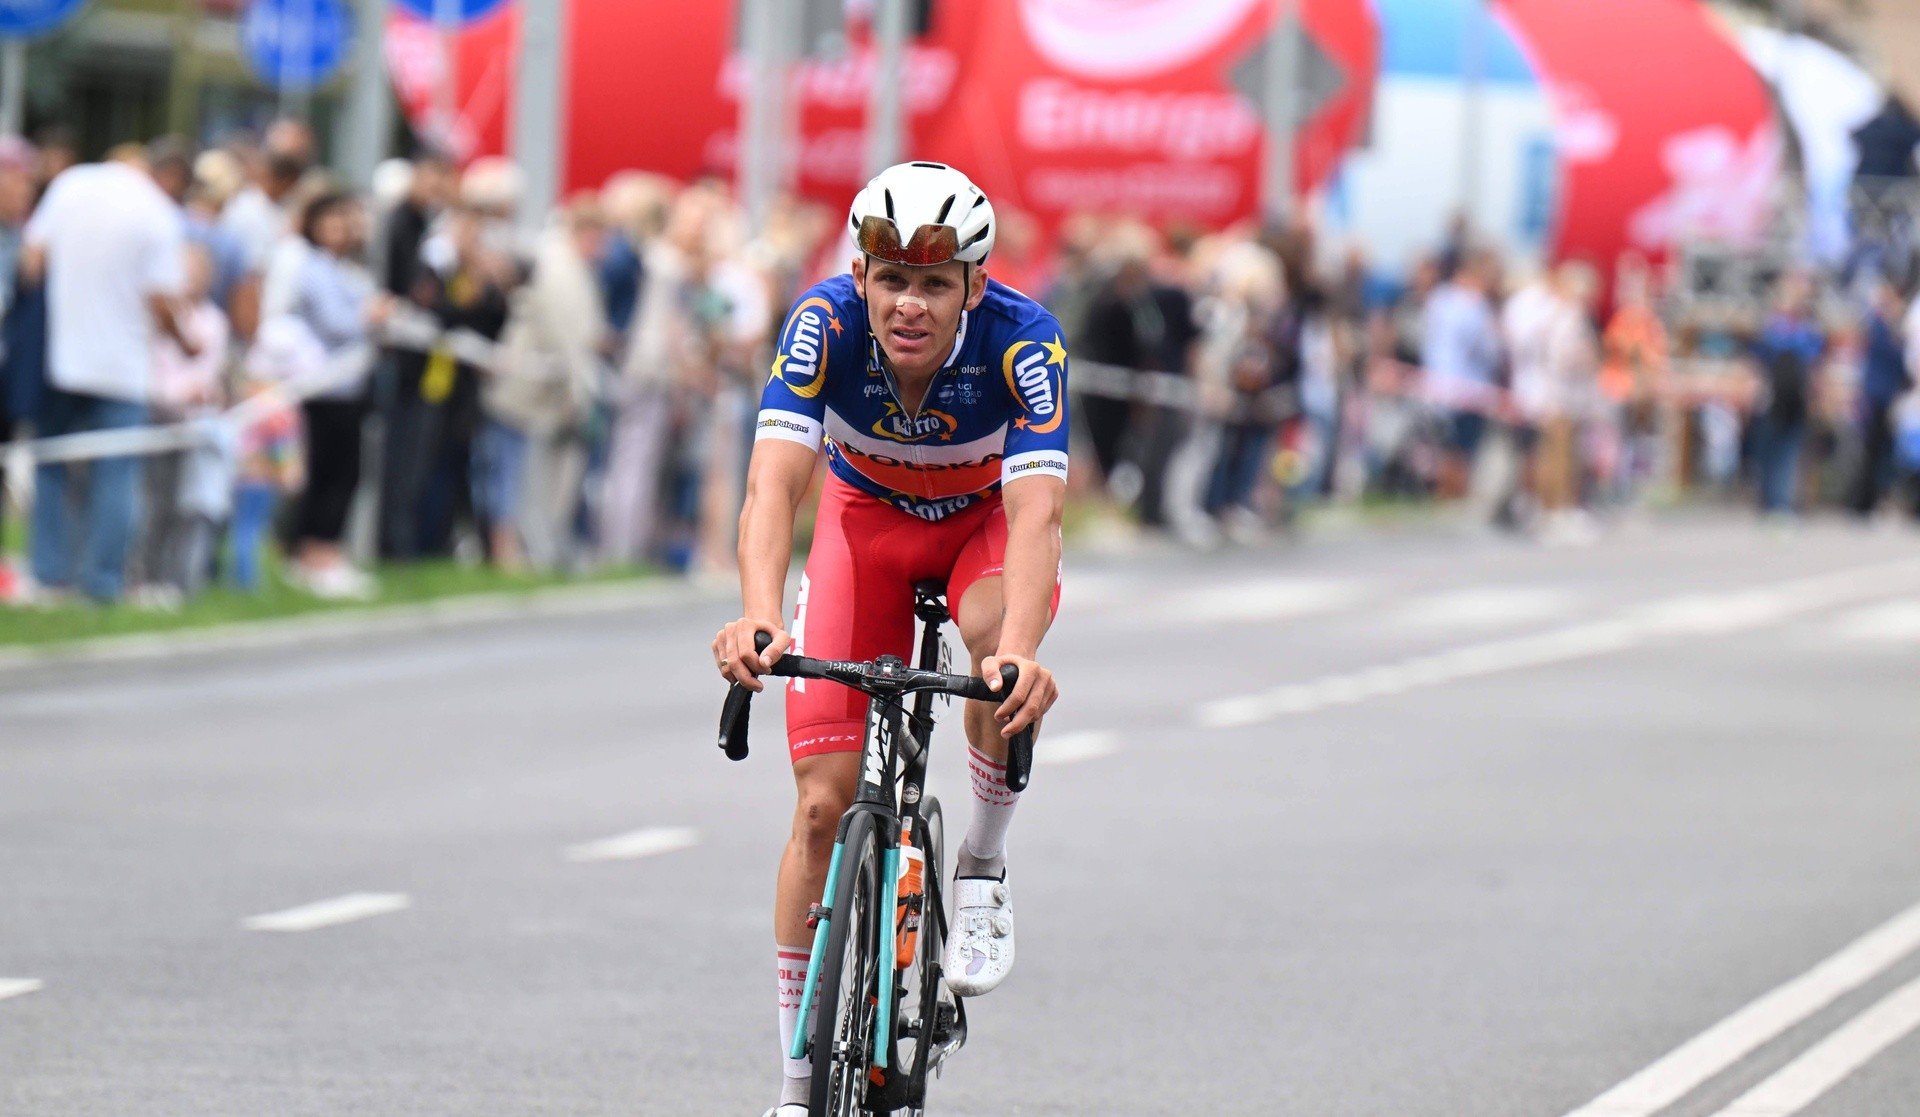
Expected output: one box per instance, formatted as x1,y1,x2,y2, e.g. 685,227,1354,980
1001,335,1067,434
871,402,958,443
771,296,841,399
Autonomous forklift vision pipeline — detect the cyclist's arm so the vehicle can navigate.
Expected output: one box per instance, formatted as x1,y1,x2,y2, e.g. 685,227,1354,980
718,439,817,689
996,474,1064,660
982,474,1065,735
738,439,816,622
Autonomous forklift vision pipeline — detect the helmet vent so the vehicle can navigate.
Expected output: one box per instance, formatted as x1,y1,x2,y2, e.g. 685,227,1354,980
911,161,948,170
883,188,896,221
935,194,956,225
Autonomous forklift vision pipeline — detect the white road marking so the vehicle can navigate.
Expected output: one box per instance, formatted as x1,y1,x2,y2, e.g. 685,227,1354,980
1707,973,1920,1116
564,826,700,863
242,892,412,932
1389,586,1579,630
0,978,43,1002
1034,730,1119,766
1559,898,1920,1117
1197,621,1638,728
1136,577,1367,627
1198,560,1920,730
1827,599,1920,644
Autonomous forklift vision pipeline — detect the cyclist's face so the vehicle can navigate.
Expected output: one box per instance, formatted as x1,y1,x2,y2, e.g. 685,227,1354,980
856,257,986,378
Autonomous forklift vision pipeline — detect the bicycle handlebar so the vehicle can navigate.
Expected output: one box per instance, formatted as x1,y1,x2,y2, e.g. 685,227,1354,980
717,633,1036,792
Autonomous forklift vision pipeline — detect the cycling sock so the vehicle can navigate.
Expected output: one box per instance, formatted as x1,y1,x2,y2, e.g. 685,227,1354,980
777,945,811,1102
958,745,1018,877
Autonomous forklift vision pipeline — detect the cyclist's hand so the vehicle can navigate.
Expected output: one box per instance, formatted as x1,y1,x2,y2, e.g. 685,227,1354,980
713,618,789,693
981,653,1057,739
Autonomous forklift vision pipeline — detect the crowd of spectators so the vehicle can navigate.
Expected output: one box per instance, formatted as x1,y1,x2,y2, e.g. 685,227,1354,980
1,125,1916,608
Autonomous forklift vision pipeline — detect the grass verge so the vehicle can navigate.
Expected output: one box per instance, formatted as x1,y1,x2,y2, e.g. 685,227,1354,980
0,558,656,648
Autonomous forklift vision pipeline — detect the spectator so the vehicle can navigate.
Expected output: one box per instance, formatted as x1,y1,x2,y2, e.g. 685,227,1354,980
221,118,317,339
0,135,34,589
1077,224,1163,496
186,149,255,326
1170,237,1283,544
232,345,305,593
1420,249,1504,498
379,151,455,299
1847,276,1913,516
1501,266,1558,522
1537,261,1603,544
381,204,512,561
23,144,193,604
1598,254,1670,505
134,243,230,602
1750,274,1828,517
485,197,609,572
281,192,387,598
600,183,706,568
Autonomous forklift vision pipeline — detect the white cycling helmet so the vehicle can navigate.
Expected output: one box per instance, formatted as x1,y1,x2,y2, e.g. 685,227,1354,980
847,161,995,267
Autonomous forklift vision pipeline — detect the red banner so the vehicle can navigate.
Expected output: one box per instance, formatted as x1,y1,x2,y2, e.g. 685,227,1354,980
1496,0,1779,267
400,0,1378,236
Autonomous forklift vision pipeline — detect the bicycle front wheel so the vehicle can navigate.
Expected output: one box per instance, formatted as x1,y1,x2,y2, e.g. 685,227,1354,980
809,810,884,1115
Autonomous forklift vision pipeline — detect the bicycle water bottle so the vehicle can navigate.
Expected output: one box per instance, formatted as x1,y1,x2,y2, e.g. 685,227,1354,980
895,826,925,966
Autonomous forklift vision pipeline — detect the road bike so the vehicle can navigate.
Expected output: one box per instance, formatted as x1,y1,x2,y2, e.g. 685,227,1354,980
718,579,1035,1115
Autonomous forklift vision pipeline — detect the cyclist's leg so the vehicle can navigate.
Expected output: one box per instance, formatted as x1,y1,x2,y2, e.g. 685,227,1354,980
774,479,926,1102
944,505,1059,996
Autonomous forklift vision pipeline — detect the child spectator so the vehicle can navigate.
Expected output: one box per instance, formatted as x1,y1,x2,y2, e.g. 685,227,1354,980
135,243,231,603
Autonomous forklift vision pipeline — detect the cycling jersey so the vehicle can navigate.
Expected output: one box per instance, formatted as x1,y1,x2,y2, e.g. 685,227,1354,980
755,274,1071,521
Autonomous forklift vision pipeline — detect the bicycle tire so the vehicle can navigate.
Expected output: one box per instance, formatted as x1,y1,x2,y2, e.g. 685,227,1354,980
809,810,883,1115
902,797,947,1115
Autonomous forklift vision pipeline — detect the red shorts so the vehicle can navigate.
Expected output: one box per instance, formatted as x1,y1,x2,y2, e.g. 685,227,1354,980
786,476,1059,762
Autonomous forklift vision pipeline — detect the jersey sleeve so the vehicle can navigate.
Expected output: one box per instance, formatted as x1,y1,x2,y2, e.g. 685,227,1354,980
997,312,1072,487
755,282,854,452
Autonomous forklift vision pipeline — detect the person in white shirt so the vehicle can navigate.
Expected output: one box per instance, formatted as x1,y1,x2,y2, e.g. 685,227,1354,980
23,142,196,603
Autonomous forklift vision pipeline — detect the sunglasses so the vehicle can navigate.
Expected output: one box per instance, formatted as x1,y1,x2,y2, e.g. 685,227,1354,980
855,215,961,267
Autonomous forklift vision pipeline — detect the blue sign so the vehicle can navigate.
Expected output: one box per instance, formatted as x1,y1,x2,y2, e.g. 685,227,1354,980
0,0,87,39
393,0,509,25
242,0,352,91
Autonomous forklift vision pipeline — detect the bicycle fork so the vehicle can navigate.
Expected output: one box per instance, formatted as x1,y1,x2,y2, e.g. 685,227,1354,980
789,808,902,1070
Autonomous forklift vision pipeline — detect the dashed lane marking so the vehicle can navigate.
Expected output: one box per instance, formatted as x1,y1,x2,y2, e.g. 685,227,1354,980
1826,599,1920,644
1388,586,1580,630
241,892,412,932
1707,973,1920,1116
0,978,43,1002
1198,560,1920,730
1033,730,1119,766
1133,577,1368,628
564,826,701,863
1559,898,1920,1117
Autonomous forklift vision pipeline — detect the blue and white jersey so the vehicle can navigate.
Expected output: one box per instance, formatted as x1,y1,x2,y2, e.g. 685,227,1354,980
755,274,1071,521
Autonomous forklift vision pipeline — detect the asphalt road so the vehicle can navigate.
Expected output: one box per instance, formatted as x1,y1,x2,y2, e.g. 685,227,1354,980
6,512,1920,1116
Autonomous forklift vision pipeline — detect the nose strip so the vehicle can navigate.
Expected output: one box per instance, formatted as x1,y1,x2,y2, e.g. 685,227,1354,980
898,294,930,311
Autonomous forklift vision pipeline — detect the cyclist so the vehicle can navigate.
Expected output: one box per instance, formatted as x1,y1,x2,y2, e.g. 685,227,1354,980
711,161,1067,1117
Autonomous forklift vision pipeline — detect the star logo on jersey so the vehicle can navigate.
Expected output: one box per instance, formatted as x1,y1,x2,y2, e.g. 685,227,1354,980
772,296,837,399
1003,334,1067,434
870,402,958,443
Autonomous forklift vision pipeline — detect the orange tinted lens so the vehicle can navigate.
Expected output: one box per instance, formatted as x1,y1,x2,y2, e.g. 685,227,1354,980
857,216,958,266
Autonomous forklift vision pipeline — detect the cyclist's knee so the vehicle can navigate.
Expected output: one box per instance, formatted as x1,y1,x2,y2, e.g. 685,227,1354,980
792,787,851,850
791,751,859,851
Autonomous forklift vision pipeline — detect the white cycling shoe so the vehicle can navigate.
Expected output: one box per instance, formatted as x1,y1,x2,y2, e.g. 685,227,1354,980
943,874,1015,996
761,1105,808,1117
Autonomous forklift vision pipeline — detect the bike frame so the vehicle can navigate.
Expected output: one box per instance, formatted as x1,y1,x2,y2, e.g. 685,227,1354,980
788,590,952,1072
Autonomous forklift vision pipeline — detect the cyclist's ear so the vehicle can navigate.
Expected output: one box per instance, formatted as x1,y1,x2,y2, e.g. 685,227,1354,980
965,263,988,311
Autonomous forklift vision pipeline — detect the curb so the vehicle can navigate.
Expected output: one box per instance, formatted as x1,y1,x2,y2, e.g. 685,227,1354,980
0,577,735,675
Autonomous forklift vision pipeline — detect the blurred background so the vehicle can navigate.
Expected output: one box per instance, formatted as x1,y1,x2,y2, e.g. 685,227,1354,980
10,3,1920,1115
1,0,1920,619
